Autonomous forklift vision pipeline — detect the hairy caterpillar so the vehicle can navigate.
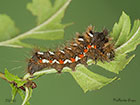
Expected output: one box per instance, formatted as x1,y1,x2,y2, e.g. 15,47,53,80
27,26,115,74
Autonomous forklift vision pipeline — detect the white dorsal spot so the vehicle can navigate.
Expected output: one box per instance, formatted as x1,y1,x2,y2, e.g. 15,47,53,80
63,60,67,64
52,59,56,63
78,38,84,41
83,53,86,56
64,59,72,64
88,33,93,37
75,56,79,61
49,51,55,55
107,53,110,57
67,47,72,50
68,60,72,63
37,52,44,55
42,59,49,63
59,50,65,54
73,43,78,46
91,45,94,48
52,59,60,64
54,59,59,64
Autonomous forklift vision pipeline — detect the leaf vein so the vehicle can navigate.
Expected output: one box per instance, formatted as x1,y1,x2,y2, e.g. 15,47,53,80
115,26,140,52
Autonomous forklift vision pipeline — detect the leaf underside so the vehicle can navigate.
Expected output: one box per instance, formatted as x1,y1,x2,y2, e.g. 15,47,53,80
69,65,117,93
0,14,19,42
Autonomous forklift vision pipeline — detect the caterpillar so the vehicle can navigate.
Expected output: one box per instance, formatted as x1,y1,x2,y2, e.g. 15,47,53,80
27,26,115,74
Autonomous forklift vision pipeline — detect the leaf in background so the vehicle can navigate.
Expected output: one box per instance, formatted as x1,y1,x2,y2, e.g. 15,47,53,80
0,0,71,48
25,0,71,39
27,0,53,25
69,65,117,92
0,14,19,41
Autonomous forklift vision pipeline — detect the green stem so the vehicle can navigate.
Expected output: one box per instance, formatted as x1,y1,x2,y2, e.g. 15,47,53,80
21,87,29,105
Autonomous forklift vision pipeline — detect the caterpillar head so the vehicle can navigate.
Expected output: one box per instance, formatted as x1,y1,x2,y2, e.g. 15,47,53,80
28,52,46,74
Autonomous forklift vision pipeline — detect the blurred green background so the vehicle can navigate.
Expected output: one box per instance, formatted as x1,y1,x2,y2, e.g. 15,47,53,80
0,0,140,105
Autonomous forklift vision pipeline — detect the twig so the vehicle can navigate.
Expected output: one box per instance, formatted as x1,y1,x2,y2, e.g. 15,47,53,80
0,72,7,81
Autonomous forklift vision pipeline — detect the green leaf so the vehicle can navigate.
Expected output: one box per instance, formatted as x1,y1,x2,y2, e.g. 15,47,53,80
69,65,117,92
27,0,69,25
0,14,19,41
5,69,20,82
24,66,117,93
27,0,53,25
5,69,27,87
23,29,64,40
115,20,140,54
111,11,131,47
96,12,140,74
97,54,135,74
0,0,71,48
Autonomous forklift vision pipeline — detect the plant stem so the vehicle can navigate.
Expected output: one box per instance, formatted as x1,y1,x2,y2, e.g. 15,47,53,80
0,72,7,80
21,87,29,105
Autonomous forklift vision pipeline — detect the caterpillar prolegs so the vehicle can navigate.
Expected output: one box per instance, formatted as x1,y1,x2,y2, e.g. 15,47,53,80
27,26,115,74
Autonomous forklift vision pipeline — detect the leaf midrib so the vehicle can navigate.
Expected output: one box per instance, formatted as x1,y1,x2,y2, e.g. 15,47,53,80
115,26,140,53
